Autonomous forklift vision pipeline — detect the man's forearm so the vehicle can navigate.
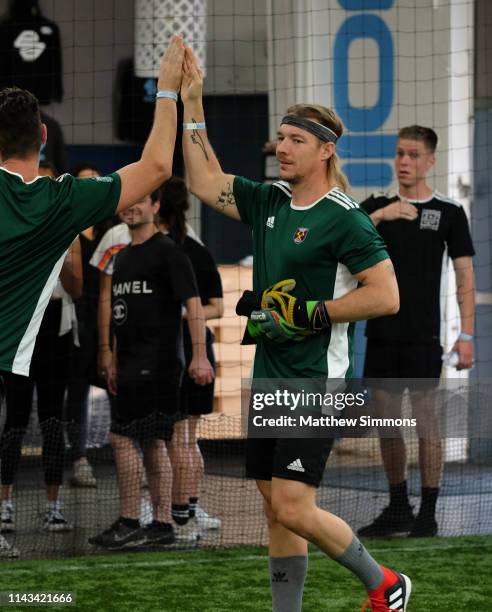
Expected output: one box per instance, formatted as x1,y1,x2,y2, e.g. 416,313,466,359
141,98,177,174
183,99,222,186
186,297,207,358
98,274,112,348
325,284,399,323
456,267,475,335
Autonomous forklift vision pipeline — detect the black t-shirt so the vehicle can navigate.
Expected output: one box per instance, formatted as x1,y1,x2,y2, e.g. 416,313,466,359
182,236,223,306
180,236,223,360
0,15,63,105
361,191,475,342
76,234,101,329
112,233,198,383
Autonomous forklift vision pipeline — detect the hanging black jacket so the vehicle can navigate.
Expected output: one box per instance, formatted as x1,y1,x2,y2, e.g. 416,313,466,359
0,1,63,104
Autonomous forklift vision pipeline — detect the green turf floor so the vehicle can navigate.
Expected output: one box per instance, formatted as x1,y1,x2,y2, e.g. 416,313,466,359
0,536,490,611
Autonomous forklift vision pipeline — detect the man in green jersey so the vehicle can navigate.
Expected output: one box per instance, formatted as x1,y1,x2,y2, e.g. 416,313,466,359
181,49,411,612
0,34,184,378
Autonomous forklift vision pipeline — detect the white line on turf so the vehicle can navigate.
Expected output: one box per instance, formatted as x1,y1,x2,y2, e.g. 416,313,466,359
1,541,490,574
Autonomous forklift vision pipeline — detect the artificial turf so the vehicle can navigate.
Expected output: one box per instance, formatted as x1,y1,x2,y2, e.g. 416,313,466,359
0,536,490,611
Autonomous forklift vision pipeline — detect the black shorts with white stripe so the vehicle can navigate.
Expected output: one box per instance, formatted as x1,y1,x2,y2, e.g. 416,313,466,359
245,437,334,486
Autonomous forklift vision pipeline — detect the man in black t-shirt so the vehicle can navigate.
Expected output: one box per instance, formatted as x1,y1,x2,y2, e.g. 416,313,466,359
358,126,475,538
89,193,214,550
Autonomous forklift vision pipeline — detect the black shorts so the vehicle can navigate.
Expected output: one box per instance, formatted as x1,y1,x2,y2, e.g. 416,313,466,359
176,332,216,421
111,381,179,442
245,437,334,487
364,339,443,391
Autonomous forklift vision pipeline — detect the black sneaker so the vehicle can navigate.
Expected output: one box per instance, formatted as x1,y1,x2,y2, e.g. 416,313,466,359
358,506,415,538
408,514,438,537
89,518,146,549
143,521,175,546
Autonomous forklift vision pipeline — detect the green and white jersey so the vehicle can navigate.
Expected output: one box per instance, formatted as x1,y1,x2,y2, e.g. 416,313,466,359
233,176,388,380
0,168,121,376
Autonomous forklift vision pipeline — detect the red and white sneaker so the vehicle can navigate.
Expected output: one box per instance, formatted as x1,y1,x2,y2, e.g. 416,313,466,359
361,566,412,611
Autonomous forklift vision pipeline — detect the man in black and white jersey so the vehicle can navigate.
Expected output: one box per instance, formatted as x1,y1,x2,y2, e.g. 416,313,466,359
359,125,475,538
0,33,185,558
0,34,184,379
89,192,214,549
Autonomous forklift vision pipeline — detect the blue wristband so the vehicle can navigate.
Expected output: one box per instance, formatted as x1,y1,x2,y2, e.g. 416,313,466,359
183,122,206,130
156,91,178,102
458,332,474,342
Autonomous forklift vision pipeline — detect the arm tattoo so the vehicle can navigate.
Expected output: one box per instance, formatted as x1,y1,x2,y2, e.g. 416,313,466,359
216,182,236,212
190,117,209,161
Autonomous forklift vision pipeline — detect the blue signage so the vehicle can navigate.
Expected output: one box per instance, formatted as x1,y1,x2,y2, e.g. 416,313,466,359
334,3,396,187
339,0,395,9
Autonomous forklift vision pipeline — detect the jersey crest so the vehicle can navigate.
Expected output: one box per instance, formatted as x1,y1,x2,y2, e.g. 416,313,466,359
293,227,309,244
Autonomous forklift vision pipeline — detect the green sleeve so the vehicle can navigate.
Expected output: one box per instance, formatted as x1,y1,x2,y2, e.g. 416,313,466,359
233,176,273,226
332,208,389,274
66,172,121,232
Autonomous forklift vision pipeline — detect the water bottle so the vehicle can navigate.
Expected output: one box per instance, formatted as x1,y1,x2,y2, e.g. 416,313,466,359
442,351,459,368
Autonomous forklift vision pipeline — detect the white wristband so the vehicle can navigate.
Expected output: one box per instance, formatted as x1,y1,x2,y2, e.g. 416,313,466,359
458,332,474,342
183,122,206,130
156,91,178,102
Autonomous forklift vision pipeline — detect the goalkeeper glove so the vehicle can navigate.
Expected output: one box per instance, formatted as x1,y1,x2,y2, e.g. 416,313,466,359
261,283,331,335
250,309,306,343
236,278,331,343
236,280,297,344
235,279,297,317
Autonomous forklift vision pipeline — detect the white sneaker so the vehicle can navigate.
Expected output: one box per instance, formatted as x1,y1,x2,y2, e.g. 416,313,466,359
196,506,221,530
1,501,15,533
71,458,97,488
0,534,19,558
43,506,73,532
174,518,200,543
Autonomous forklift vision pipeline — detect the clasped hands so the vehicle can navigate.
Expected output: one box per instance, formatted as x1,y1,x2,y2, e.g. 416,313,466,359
235,279,331,344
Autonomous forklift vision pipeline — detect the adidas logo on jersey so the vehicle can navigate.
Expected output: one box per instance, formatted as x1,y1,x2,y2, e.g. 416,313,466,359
266,216,275,229
286,459,305,472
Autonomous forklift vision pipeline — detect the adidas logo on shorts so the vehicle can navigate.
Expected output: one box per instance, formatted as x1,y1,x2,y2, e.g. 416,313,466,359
286,459,305,472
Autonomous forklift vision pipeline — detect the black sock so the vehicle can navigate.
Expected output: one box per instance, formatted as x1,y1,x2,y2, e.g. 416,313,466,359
189,497,198,518
419,487,439,518
389,481,410,510
120,516,139,528
172,504,189,525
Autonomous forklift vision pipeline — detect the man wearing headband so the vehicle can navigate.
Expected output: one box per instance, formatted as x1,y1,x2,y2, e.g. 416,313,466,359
180,47,412,612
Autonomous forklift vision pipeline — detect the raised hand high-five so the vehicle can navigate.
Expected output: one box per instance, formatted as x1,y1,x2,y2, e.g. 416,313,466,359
181,46,204,103
158,33,186,93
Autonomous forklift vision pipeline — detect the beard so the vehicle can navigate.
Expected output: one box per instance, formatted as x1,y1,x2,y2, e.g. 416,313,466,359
279,167,300,184
125,218,155,229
